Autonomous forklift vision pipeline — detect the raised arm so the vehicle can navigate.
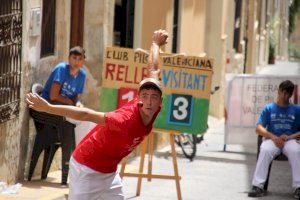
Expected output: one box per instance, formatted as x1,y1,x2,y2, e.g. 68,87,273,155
147,29,168,80
26,93,105,125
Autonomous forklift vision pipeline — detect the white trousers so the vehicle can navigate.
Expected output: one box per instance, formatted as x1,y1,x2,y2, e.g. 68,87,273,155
69,157,125,200
252,139,300,189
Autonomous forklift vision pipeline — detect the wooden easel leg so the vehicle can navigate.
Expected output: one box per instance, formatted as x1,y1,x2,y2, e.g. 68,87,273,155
170,134,182,200
136,138,148,196
147,132,154,181
120,155,129,178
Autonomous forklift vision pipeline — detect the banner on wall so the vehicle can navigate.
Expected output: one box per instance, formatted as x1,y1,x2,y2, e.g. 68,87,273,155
100,47,214,134
225,75,300,147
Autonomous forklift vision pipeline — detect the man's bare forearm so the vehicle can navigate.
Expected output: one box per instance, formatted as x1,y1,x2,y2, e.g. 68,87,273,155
149,43,160,69
26,93,105,124
148,43,160,79
52,94,74,105
50,82,74,105
47,104,105,124
288,131,300,140
147,29,168,80
256,124,276,140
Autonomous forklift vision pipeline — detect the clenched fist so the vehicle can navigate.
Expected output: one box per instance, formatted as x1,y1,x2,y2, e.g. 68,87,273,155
152,29,168,46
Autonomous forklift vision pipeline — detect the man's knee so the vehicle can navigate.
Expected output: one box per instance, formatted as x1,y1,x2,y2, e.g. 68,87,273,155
284,140,300,155
260,144,279,157
285,146,300,155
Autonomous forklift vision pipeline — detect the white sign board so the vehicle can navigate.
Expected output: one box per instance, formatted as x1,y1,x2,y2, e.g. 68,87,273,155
225,75,300,148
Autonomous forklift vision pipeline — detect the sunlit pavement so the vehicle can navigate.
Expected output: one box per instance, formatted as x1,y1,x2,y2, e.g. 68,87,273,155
122,116,294,200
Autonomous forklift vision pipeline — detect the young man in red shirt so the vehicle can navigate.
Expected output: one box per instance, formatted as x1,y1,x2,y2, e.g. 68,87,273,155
26,29,168,200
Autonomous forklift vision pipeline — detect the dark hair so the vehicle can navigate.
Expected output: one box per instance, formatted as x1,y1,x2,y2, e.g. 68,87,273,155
279,80,294,94
69,46,85,58
139,84,162,96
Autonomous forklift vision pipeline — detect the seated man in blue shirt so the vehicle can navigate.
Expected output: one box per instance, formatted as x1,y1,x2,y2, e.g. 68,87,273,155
248,80,300,199
41,46,86,106
29,46,87,184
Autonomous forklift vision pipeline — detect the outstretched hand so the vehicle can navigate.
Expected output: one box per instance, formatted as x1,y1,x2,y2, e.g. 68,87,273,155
26,93,50,112
152,29,168,46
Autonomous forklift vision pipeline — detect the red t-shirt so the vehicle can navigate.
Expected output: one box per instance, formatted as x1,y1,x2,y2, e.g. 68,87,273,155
72,99,160,173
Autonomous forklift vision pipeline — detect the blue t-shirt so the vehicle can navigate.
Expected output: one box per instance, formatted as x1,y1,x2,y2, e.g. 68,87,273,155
297,105,300,130
41,62,86,102
257,103,299,136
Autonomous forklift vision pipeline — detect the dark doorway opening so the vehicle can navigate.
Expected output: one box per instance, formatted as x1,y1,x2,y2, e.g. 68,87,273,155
113,0,135,48
41,0,56,57
172,0,179,53
233,0,242,52
70,0,85,48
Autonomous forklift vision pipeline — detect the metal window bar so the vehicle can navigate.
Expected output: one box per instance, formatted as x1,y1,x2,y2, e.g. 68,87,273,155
0,0,22,123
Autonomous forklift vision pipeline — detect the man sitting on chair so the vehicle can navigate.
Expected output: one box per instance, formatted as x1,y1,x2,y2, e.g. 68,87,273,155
248,80,300,199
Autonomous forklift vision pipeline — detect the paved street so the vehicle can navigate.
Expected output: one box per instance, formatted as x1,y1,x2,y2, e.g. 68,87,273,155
0,116,295,200
122,116,294,200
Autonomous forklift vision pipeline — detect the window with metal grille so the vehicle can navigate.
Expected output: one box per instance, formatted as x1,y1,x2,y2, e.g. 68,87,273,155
40,0,56,57
0,0,22,123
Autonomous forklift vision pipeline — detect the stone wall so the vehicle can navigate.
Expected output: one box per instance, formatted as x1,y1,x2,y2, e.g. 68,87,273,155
18,0,114,181
82,0,114,110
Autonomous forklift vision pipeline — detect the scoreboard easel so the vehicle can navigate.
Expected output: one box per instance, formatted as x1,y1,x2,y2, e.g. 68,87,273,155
120,129,182,200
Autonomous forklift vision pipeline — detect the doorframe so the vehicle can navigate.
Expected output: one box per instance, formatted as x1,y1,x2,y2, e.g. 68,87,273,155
70,0,85,48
